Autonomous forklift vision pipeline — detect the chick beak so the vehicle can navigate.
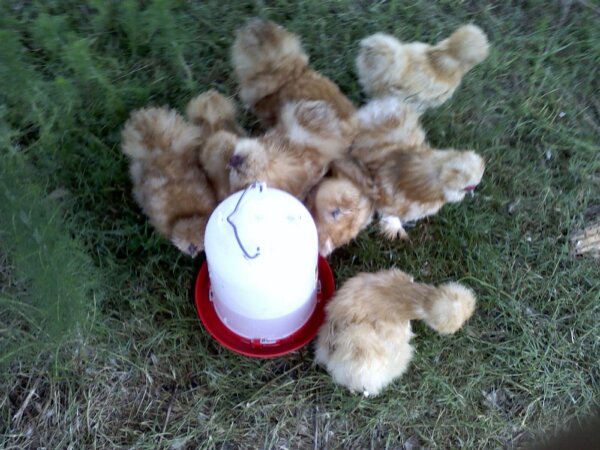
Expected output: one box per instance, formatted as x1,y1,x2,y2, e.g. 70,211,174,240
187,243,198,257
464,185,477,197
228,154,244,170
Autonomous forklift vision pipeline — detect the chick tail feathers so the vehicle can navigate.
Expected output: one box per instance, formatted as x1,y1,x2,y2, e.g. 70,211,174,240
186,90,243,136
121,107,202,161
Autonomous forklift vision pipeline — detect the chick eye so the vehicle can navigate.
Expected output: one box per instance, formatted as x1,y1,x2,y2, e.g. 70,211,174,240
331,208,342,219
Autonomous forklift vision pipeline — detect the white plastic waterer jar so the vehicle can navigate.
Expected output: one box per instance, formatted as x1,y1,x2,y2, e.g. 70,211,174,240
204,182,319,342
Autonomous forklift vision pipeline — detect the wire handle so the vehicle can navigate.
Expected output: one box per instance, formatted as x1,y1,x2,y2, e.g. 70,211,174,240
226,182,263,259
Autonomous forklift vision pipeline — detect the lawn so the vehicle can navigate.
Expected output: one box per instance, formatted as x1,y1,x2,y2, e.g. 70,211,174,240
1,1,599,448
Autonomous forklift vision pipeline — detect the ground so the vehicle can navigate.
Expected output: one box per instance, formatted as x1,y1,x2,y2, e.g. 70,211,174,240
1,1,599,449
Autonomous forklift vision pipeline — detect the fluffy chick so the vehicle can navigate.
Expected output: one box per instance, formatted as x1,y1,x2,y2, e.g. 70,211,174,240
315,269,476,396
373,147,485,239
341,97,485,239
356,24,489,110
121,107,217,256
305,171,374,257
231,18,356,129
186,90,245,201
227,99,355,200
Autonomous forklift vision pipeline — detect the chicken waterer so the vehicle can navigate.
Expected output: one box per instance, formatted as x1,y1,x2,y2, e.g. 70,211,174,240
195,182,335,357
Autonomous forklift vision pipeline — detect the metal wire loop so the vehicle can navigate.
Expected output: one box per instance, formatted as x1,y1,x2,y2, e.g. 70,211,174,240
226,182,262,259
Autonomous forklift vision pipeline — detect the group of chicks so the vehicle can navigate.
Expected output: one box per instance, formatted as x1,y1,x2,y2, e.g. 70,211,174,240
121,19,489,396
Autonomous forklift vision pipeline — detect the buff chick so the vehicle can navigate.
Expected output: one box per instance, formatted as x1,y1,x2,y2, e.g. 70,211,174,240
121,107,217,256
305,171,374,257
315,269,477,397
340,97,485,239
227,98,355,200
356,24,489,111
231,18,356,130
373,146,485,239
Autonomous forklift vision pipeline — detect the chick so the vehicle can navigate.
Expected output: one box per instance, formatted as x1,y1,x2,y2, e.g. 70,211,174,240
121,107,217,256
227,99,355,200
356,24,489,111
341,97,485,239
231,18,356,130
373,146,485,239
229,19,359,200
315,269,476,397
186,90,245,201
305,172,374,257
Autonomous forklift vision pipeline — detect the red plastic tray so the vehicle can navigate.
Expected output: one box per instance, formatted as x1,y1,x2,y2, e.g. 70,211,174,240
194,256,335,358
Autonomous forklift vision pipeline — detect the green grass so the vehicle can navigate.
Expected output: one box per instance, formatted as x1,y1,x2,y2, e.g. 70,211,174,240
0,154,104,365
1,0,599,448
